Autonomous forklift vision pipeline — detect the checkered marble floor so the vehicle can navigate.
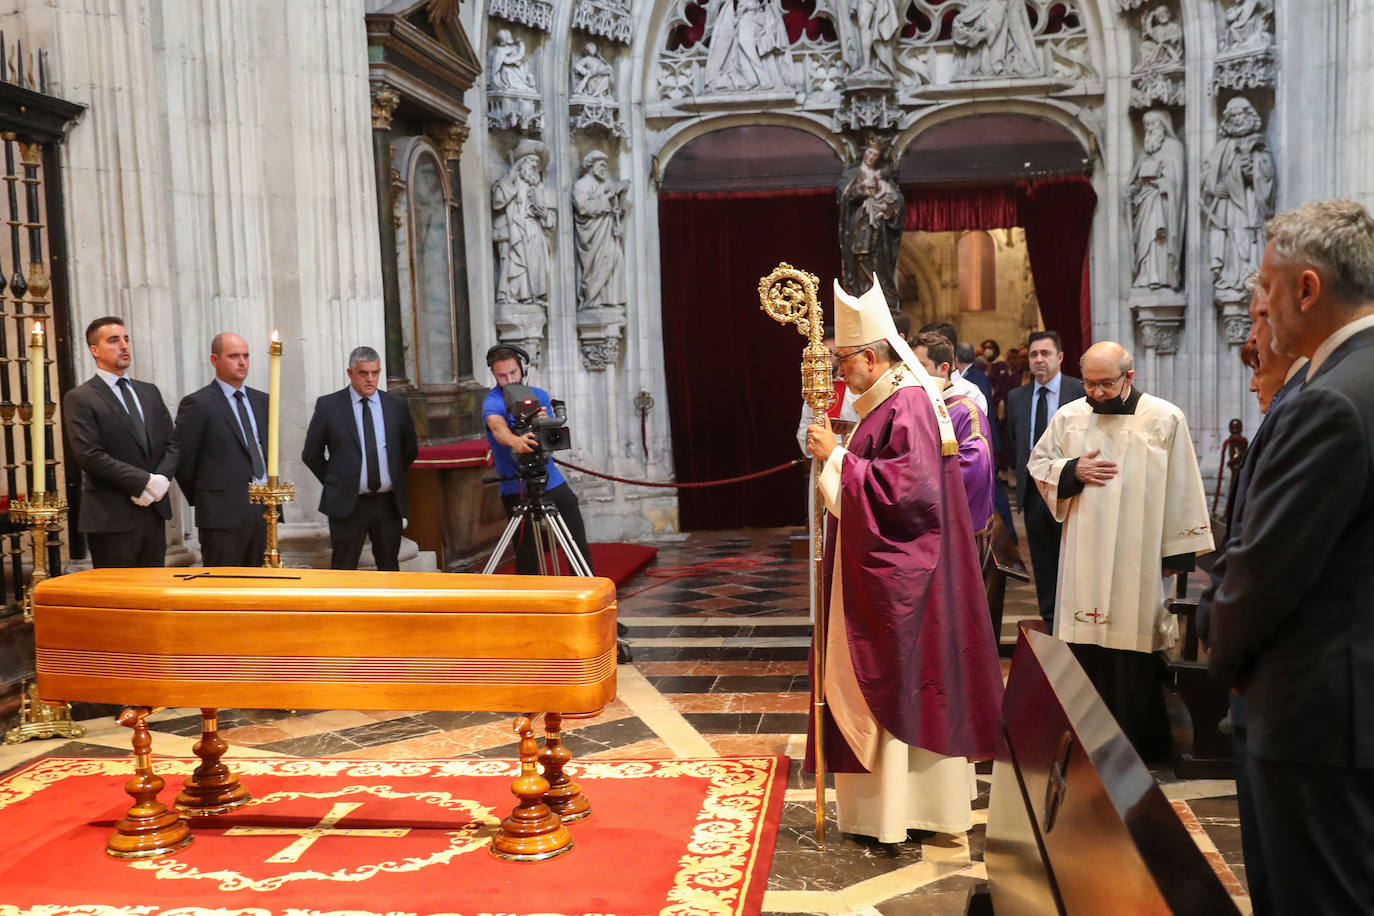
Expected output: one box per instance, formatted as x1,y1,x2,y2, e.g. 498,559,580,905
1,527,1251,915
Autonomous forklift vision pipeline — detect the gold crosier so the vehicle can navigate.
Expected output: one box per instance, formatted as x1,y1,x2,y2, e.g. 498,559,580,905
758,262,833,847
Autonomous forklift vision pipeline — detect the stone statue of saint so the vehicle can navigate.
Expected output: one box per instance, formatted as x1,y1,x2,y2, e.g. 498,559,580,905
1128,110,1186,291
492,139,556,307
572,150,630,312
487,29,537,94
1136,6,1183,69
837,135,904,308
572,42,614,100
1201,98,1276,300
843,0,902,77
952,0,1040,79
704,0,794,93
1221,0,1273,52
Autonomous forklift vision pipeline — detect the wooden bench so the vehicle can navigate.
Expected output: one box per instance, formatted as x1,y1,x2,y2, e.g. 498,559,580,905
1164,571,1233,778
32,567,618,863
979,624,1239,914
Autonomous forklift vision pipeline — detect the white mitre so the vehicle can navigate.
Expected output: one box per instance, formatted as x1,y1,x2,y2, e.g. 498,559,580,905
833,279,957,456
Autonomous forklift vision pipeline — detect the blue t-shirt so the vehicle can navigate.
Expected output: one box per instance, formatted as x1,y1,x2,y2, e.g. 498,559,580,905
483,385,568,496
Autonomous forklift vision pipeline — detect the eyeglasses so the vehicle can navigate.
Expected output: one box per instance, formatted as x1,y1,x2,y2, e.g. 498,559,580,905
1082,374,1126,393
834,349,869,364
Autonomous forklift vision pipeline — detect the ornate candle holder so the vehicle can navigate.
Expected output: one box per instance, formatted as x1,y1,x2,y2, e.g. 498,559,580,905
3,490,84,744
248,477,295,568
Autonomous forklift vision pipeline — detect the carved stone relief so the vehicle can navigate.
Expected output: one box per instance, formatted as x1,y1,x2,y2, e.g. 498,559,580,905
832,0,903,82
1201,98,1275,308
487,28,543,134
704,0,796,94
1127,110,1185,292
573,151,629,372
492,139,556,362
570,42,625,136
1212,0,1275,92
572,0,633,45
488,0,553,32
833,89,901,132
952,0,1042,80
1129,5,1183,108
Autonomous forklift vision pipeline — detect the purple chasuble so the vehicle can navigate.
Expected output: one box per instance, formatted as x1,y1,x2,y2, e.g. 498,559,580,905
946,394,996,535
805,386,1004,773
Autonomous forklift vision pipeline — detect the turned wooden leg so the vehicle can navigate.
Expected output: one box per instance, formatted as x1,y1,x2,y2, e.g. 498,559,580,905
489,713,574,862
107,707,194,859
540,712,591,822
176,707,251,816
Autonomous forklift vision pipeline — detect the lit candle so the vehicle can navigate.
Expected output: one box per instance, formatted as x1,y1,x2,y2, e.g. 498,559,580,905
29,320,44,495
267,329,281,480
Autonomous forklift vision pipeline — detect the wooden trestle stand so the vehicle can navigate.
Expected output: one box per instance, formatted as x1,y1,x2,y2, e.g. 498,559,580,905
30,567,617,861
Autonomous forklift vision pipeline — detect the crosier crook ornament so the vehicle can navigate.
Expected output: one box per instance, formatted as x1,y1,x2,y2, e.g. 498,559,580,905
758,262,832,847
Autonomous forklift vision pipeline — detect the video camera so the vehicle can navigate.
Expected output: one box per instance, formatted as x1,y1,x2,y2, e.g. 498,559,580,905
503,383,571,457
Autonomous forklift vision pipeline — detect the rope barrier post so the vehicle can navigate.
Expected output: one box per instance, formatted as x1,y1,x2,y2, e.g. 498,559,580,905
757,262,833,849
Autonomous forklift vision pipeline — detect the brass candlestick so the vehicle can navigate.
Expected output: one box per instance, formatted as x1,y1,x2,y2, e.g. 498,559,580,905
248,477,295,568
4,490,84,744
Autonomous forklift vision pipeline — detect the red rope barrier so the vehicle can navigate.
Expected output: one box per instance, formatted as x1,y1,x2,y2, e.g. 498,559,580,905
552,457,804,489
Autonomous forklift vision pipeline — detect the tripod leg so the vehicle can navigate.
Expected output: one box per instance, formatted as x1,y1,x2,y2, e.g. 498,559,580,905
482,513,528,575
548,514,593,577
532,515,553,576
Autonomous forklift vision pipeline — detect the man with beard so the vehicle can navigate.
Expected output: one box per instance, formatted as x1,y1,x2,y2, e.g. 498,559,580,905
1027,341,1213,762
804,282,1002,843
1202,98,1276,300
1207,199,1374,912
1128,109,1186,291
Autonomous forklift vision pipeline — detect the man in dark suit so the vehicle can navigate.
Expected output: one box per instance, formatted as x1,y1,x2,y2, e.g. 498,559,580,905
1196,288,1305,916
171,332,270,567
62,316,178,567
1006,330,1084,626
1208,199,1374,914
301,345,418,570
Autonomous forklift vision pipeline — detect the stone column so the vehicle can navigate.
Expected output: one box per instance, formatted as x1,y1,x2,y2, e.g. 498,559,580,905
1342,0,1374,207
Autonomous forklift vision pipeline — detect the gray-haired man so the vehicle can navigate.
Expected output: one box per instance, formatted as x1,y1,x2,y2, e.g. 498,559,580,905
302,346,418,570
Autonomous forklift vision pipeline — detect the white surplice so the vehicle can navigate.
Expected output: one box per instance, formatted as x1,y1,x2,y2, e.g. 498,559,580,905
1027,393,1215,652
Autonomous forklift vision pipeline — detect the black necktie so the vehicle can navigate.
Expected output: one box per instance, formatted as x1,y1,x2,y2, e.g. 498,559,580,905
1034,386,1049,444
234,391,266,479
116,377,148,452
361,396,381,493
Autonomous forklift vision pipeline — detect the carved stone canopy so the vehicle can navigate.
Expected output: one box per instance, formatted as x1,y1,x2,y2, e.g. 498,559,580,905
489,0,554,32
1211,46,1277,94
572,0,632,45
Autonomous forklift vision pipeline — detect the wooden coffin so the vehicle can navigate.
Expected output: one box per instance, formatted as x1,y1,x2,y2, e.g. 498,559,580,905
33,567,617,715
983,626,1238,915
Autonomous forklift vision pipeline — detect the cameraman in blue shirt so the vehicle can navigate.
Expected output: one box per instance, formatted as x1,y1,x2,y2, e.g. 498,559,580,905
482,346,595,576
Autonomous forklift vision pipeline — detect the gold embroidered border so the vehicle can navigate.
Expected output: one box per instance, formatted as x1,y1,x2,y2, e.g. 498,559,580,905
0,755,784,916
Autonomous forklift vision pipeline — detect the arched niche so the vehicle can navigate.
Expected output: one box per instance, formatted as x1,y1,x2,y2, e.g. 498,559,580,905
392,136,462,388
659,123,843,193
898,113,1090,184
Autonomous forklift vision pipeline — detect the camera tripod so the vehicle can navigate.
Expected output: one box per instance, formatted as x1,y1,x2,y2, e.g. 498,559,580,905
482,472,632,662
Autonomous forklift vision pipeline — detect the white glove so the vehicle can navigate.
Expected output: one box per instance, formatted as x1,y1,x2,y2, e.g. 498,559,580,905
146,473,170,501
130,488,155,507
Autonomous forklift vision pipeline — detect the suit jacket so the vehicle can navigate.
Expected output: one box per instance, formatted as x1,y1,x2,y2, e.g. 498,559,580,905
1007,373,1086,508
1208,324,1374,768
171,381,269,530
62,375,178,532
1196,368,1306,640
301,387,418,519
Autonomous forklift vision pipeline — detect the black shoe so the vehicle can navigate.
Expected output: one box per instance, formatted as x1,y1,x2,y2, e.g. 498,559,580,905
617,622,629,637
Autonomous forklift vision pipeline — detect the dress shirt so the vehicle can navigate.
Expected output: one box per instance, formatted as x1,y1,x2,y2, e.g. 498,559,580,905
351,388,392,494
1028,371,1064,435
96,367,145,421
1305,312,1374,378
215,377,267,484
948,369,988,414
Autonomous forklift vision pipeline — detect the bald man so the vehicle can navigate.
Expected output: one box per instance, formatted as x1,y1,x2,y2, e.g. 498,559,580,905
1027,341,1213,762
171,332,270,566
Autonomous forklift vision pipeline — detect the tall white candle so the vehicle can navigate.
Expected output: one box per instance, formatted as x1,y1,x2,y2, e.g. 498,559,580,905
267,329,281,479
29,320,44,495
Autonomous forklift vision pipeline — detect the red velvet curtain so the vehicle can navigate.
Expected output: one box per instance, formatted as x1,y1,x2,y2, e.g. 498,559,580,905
658,189,839,530
1018,176,1097,369
902,177,1097,368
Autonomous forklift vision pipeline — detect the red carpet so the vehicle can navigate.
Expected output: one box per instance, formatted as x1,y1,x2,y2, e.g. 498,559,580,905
1,755,786,916
496,542,658,584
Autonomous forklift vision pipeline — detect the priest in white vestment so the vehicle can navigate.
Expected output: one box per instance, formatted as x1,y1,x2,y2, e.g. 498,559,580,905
1028,341,1214,760
803,282,1003,842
